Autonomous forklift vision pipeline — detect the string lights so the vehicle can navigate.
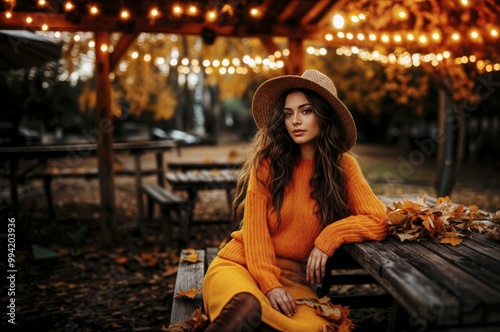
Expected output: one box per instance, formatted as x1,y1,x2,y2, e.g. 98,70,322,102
1,1,498,74
324,0,499,72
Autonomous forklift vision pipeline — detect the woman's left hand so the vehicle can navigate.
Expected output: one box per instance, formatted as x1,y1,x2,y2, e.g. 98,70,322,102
306,246,329,284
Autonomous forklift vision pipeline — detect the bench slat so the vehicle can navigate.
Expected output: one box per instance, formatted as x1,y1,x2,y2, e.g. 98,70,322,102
142,184,183,205
170,249,206,325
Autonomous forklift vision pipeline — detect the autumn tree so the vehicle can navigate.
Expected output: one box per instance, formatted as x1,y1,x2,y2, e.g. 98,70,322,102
324,0,500,196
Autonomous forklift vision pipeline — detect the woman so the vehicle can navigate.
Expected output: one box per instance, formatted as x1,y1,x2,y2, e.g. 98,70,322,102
202,69,388,331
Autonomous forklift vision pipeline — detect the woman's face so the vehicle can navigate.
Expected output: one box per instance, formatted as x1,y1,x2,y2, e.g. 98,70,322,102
283,91,320,153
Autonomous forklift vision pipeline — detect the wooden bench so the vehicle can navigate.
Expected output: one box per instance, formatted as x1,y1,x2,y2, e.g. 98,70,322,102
29,166,167,219
141,184,191,244
169,246,391,329
170,247,219,325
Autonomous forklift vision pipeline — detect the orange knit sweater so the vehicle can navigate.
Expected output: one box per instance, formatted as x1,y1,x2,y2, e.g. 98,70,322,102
217,153,388,294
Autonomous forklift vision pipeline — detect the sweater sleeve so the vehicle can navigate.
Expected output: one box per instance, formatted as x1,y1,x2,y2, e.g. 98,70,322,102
242,162,282,294
314,154,389,256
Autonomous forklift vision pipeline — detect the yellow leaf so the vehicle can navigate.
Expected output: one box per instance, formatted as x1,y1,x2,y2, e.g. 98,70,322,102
175,287,199,299
436,196,450,205
182,252,202,264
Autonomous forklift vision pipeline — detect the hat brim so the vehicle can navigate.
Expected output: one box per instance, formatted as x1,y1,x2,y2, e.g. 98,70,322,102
251,75,357,152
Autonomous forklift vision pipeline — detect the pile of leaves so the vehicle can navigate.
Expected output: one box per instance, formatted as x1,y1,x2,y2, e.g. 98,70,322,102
386,196,500,245
296,297,354,332
163,309,208,332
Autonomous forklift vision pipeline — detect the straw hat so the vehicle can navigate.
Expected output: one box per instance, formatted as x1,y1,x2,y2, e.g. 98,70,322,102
251,69,357,152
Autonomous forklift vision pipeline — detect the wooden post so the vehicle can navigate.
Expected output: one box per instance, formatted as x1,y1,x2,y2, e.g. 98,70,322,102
287,38,304,75
435,83,456,197
95,30,117,247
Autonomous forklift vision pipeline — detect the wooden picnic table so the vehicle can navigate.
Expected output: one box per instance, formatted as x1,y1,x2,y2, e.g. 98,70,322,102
0,140,176,241
165,169,239,220
340,195,500,331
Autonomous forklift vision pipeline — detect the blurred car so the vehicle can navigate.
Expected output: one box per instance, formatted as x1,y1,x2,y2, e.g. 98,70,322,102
0,122,41,146
151,128,202,146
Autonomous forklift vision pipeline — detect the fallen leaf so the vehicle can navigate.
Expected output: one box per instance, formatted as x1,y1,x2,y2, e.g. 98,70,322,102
175,287,199,299
182,252,202,264
115,256,128,264
135,252,159,267
387,210,406,225
439,232,463,246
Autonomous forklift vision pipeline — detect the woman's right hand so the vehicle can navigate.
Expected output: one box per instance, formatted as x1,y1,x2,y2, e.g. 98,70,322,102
265,287,296,317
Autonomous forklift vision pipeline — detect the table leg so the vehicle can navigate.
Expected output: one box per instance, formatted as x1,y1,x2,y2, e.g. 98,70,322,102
9,158,19,219
187,189,198,213
43,176,56,219
155,152,165,187
134,154,146,239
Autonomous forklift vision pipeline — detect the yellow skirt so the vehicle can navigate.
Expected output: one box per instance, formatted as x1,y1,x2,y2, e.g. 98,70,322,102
202,256,330,332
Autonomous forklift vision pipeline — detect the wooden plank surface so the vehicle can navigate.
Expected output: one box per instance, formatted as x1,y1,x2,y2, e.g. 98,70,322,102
344,240,460,326
385,239,500,325
170,249,205,325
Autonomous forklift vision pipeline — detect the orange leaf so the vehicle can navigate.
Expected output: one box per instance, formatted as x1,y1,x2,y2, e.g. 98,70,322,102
175,287,199,299
387,211,406,225
439,233,463,246
135,252,158,267
115,256,128,264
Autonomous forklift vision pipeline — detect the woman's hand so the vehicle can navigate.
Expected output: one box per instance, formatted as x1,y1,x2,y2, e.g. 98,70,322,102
266,287,296,317
306,246,329,284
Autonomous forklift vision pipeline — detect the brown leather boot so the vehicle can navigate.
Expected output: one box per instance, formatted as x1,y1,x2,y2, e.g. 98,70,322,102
205,292,262,332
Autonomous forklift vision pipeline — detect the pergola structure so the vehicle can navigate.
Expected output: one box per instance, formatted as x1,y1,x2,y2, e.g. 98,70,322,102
1,0,499,245
1,0,345,245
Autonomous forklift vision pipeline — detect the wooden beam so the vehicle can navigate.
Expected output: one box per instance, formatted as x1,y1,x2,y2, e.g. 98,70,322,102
95,30,117,247
110,32,138,72
277,0,301,24
0,13,319,39
300,0,336,25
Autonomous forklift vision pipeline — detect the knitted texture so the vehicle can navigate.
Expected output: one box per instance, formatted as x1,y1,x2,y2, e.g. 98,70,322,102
218,153,388,294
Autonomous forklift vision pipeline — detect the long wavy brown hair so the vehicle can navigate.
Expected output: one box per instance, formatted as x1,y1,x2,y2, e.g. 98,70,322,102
232,88,351,228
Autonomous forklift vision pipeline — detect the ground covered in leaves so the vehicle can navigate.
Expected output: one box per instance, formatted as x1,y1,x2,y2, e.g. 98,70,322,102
1,142,499,332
